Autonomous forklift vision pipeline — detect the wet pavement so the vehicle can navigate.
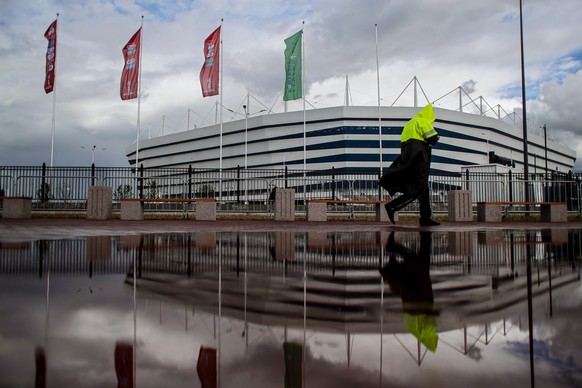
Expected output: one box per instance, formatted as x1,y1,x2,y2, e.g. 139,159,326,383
0,218,580,241
0,219,581,387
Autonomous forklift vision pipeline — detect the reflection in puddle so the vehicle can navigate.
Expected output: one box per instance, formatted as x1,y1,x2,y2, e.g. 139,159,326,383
0,229,581,387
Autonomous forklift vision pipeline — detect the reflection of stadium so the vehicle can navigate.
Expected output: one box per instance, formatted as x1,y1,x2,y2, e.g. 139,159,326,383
0,229,579,335
121,230,580,335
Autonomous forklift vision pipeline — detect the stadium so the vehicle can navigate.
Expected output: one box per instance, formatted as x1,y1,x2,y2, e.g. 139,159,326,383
126,86,576,176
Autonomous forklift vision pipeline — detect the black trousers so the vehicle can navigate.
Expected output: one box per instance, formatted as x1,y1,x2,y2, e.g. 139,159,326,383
387,186,432,220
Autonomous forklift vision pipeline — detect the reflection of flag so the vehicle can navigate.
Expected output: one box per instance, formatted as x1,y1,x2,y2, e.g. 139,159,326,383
44,19,57,94
35,346,46,388
120,28,141,100
283,30,302,101
200,26,221,97
196,346,217,388
283,342,302,388
114,342,134,388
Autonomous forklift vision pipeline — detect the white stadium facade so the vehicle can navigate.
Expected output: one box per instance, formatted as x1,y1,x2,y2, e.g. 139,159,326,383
126,104,576,176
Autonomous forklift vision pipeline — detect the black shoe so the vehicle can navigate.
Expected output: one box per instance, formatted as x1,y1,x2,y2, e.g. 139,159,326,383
419,218,440,227
384,203,396,224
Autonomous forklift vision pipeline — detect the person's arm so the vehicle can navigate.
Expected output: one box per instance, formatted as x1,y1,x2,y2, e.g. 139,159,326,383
426,135,439,146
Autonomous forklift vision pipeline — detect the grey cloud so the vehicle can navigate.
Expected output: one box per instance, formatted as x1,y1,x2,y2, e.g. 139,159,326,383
1,0,582,168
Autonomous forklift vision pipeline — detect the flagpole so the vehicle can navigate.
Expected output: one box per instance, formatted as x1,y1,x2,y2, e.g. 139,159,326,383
50,13,59,167
519,0,530,202
219,19,224,203
375,24,382,174
302,21,306,173
219,19,224,171
135,16,144,196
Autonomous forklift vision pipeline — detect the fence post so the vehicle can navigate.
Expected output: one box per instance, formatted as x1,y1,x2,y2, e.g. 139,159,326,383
139,164,144,199
465,169,469,191
188,164,193,199
41,162,47,204
284,166,288,189
237,165,241,204
508,170,513,202
377,171,381,200
332,166,336,200
91,163,96,186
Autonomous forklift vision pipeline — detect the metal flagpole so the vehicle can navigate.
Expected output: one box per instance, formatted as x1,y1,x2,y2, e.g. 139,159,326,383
50,13,59,167
135,16,144,173
519,0,530,201
375,24,382,174
219,19,224,172
219,19,224,203
302,22,306,173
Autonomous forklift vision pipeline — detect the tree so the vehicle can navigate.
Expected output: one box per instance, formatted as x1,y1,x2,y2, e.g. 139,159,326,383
37,182,53,203
115,184,133,200
196,184,215,198
146,179,159,198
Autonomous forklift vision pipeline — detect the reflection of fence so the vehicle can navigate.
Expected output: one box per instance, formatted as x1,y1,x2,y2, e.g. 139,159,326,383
1,230,579,278
1,164,581,215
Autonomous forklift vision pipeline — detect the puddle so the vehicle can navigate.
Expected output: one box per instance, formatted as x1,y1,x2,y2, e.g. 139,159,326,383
0,229,581,387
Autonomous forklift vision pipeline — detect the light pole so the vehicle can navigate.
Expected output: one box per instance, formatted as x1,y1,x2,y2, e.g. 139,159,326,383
243,104,248,170
481,132,490,163
542,124,548,179
81,145,106,165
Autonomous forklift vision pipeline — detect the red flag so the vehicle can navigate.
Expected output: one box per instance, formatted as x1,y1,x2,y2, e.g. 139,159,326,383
120,28,141,100
200,26,221,97
44,19,57,94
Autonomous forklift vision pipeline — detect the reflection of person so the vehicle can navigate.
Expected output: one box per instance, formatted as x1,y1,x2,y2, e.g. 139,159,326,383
379,232,439,352
379,104,440,226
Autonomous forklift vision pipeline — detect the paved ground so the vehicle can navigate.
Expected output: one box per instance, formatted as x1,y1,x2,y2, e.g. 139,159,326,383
1,218,581,242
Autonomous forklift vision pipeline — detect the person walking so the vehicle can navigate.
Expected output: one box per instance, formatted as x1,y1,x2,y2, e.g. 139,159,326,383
379,104,440,226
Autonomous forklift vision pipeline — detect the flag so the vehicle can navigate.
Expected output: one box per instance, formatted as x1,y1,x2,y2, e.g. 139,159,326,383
200,26,221,97
44,19,57,94
283,30,302,101
120,28,141,100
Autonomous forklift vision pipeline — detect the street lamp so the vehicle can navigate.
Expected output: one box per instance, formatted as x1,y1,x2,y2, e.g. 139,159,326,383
481,132,490,163
81,145,106,165
542,124,548,179
243,104,248,170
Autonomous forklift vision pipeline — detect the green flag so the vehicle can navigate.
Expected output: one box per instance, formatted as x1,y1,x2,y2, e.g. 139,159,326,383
283,30,302,101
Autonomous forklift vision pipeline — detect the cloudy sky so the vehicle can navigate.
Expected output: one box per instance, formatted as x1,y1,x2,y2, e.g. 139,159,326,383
1,0,582,170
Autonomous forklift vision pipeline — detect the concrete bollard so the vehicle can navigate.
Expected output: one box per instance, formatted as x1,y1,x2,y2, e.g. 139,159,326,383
120,200,144,221
274,188,295,221
540,203,567,223
87,186,112,220
2,197,32,219
196,200,217,221
447,190,472,221
306,201,327,221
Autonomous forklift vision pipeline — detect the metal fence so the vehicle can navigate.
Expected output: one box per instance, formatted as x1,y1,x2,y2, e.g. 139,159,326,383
1,164,581,216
